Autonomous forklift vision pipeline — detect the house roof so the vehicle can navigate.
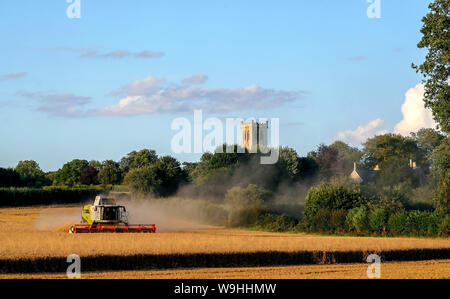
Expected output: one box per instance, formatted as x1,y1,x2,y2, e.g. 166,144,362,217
350,160,426,185
355,168,377,183
350,162,378,183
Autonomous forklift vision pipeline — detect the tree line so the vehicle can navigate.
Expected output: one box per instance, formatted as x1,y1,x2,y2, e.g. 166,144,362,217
0,128,447,211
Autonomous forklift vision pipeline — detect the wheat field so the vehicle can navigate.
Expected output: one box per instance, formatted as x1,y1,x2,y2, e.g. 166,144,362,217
1,260,449,279
0,206,449,260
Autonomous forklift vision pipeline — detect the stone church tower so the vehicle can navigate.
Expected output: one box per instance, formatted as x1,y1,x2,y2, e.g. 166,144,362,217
240,120,268,151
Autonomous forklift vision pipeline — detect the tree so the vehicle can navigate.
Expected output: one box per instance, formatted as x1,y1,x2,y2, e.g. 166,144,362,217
125,165,159,195
15,160,48,187
44,171,56,185
124,156,186,197
156,156,188,195
278,147,302,181
133,149,158,168
329,141,363,176
305,142,361,181
119,151,137,174
119,149,158,174
182,162,198,182
98,160,122,185
362,134,425,169
304,183,365,223
80,166,99,185
187,145,249,186
225,184,273,208
89,160,102,171
431,137,449,214
413,0,449,133
309,144,339,180
376,157,418,188
411,128,445,161
378,183,410,213
0,168,22,187
298,157,319,181
203,145,248,171
54,159,89,186
346,206,370,232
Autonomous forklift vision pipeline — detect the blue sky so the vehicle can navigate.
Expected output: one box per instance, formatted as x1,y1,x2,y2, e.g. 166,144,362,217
0,0,434,171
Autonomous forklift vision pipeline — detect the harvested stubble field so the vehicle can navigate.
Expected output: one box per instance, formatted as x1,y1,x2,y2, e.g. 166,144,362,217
0,206,449,277
2,260,449,279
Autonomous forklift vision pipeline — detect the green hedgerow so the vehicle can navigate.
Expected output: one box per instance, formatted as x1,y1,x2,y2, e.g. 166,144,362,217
227,206,267,228
368,207,389,233
388,212,408,235
255,213,298,232
304,183,365,223
346,206,370,232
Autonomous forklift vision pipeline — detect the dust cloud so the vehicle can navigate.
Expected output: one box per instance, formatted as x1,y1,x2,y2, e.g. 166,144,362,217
34,206,81,232
121,199,221,232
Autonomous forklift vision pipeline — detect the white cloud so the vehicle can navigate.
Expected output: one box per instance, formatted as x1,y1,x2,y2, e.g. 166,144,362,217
96,76,303,116
16,75,302,118
182,74,208,85
0,72,27,81
335,119,387,145
110,76,167,96
134,51,165,59
394,83,437,136
334,83,438,145
50,47,165,59
17,90,91,117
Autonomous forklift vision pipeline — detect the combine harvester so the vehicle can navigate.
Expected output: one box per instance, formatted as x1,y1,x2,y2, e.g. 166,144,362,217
69,196,156,234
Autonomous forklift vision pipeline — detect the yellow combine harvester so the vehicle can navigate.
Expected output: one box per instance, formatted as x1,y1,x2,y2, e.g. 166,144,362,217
69,196,156,234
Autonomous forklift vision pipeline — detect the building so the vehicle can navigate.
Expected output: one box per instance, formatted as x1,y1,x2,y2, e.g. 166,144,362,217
349,159,425,185
409,159,426,185
349,162,379,184
240,120,268,151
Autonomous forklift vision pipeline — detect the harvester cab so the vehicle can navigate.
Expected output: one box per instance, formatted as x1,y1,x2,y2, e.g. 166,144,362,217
69,196,156,234
81,196,128,225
